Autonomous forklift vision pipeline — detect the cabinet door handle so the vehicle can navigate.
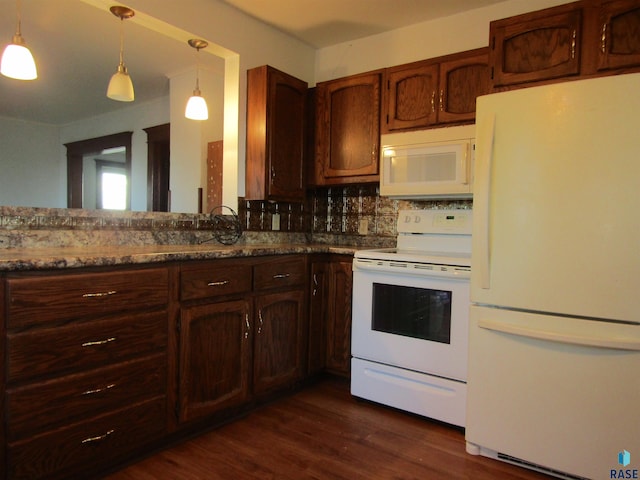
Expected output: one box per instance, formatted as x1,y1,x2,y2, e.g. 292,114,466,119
571,29,577,59
439,89,444,111
273,273,290,279
82,337,116,347
207,280,229,287
81,383,116,396
257,310,264,334
431,91,436,113
601,23,607,54
312,273,318,296
81,429,115,444
82,290,117,298
244,314,250,339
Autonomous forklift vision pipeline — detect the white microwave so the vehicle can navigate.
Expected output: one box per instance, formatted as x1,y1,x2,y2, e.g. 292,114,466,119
380,125,475,199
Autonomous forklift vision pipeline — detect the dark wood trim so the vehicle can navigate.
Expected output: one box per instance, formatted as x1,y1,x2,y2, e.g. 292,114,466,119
64,132,133,209
144,124,170,212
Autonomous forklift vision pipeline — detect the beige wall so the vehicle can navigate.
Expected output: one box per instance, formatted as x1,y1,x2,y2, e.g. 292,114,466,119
314,0,571,83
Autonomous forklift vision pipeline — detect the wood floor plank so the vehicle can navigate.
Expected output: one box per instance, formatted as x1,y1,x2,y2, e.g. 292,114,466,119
105,377,552,479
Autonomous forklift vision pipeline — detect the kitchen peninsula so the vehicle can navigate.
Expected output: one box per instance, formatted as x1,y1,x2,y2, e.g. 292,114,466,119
0,206,371,480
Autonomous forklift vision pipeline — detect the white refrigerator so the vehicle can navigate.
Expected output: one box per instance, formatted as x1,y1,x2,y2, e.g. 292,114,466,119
466,73,640,480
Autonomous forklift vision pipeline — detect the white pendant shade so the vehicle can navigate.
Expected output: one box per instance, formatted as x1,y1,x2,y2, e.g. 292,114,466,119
107,65,134,102
1,40,37,80
185,92,208,120
107,6,135,102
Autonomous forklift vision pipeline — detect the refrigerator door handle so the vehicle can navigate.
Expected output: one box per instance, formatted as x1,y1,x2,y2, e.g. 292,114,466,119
479,318,640,351
474,113,496,289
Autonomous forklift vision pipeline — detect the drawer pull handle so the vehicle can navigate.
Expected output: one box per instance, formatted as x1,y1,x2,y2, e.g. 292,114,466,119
207,280,229,287
82,290,117,298
82,383,116,396
82,429,115,444
273,273,290,279
82,337,116,347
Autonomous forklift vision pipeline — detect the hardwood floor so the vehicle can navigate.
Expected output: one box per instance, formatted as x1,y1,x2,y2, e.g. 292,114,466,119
106,377,552,480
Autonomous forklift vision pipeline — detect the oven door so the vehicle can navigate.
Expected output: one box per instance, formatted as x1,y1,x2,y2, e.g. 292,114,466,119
352,263,470,382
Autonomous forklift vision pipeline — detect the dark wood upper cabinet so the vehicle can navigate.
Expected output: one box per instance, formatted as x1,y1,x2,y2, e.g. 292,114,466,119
438,50,492,124
382,48,490,133
314,71,382,185
383,61,439,131
245,65,308,201
490,3,583,87
597,0,640,70
490,0,640,89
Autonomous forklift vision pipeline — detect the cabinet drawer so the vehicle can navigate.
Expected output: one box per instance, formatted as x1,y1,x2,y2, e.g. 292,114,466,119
7,397,166,480
181,261,252,301
253,257,306,291
7,267,169,329
7,310,167,383
7,353,166,441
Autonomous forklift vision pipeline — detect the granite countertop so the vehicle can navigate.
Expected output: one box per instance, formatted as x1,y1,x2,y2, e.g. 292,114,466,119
0,243,362,271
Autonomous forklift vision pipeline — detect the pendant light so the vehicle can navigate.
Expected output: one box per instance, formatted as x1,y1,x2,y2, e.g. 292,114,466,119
106,6,135,102
185,39,209,120
1,0,37,80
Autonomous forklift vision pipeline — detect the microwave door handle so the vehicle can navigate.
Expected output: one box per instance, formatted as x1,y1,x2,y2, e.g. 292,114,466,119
459,142,470,185
475,113,496,290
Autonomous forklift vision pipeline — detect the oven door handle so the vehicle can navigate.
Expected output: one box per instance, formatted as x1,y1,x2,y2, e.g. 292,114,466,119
353,258,470,279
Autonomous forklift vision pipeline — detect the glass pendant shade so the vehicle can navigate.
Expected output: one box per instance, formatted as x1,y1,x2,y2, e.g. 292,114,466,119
1,39,37,80
107,63,134,102
185,89,208,120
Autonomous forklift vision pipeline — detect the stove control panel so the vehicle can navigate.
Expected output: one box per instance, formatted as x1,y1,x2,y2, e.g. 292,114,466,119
398,209,472,235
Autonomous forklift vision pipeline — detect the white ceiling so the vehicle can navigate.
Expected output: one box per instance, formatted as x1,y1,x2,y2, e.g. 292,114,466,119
220,0,504,48
0,0,503,125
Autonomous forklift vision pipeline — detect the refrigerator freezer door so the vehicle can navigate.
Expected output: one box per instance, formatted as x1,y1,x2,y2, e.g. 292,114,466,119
471,73,640,323
466,305,640,479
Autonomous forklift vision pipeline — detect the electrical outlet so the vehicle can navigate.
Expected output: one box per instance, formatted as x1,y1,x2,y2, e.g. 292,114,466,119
272,213,281,231
358,218,368,235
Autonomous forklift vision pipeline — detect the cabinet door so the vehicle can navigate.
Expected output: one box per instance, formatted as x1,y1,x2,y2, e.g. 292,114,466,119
315,72,381,184
325,260,353,377
438,50,491,124
253,290,305,395
308,261,328,375
246,65,307,201
383,61,439,132
597,0,640,70
491,7,582,86
178,299,251,423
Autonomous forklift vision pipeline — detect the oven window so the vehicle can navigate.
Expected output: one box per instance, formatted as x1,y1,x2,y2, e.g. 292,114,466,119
371,283,452,344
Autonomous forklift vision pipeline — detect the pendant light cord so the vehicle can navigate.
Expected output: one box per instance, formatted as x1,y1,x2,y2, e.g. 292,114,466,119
118,17,125,67
14,0,23,37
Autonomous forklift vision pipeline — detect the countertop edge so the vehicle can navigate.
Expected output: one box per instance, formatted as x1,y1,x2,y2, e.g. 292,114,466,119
0,244,361,272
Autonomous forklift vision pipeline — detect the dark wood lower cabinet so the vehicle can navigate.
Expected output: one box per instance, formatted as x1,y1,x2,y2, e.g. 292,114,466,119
176,256,308,427
178,299,252,423
1,254,344,479
253,289,306,396
308,255,354,378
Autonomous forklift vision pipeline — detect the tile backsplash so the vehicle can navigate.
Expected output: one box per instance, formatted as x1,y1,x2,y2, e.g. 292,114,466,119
239,184,472,239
